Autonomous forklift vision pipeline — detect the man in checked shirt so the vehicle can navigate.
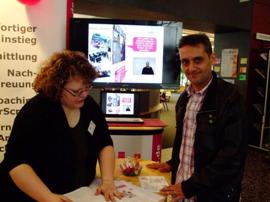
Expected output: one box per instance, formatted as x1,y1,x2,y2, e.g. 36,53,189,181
147,34,247,202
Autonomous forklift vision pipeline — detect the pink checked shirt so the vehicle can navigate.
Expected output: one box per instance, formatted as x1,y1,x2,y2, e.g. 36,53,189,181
175,78,212,202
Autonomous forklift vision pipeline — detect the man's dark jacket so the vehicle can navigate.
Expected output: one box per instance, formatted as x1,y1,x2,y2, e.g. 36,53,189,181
167,72,247,202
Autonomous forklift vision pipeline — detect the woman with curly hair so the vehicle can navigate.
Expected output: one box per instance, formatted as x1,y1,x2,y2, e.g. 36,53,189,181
0,50,122,202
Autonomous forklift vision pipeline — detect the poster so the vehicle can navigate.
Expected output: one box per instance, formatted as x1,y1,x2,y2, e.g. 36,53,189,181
220,48,238,78
0,0,70,162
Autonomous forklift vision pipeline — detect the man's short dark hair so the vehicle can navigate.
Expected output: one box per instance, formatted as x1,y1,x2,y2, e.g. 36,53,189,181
178,34,212,55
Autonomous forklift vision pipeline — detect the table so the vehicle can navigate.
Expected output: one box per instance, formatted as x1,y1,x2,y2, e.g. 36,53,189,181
96,159,171,186
108,119,167,162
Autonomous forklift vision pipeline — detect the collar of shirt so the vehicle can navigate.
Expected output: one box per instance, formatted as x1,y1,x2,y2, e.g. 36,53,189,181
186,76,213,97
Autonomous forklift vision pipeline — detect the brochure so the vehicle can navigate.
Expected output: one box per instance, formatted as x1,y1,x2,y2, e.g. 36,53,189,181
139,176,168,193
64,179,164,202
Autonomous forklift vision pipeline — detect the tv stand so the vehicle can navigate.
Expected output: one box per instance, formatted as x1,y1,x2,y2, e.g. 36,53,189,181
108,118,167,161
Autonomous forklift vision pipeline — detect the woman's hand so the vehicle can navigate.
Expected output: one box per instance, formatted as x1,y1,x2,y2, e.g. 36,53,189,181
45,193,73,202
95,180,123,202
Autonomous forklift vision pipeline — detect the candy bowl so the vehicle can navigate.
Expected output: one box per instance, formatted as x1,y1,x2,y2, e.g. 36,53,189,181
119,157,142,176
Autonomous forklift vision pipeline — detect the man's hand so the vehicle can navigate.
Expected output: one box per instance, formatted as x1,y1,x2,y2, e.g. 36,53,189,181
160,183,185,202
95,180,123,202
146,162,171,172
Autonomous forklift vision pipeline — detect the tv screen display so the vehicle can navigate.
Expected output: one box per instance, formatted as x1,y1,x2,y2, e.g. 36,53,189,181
69,18,181,89
100,91,140,117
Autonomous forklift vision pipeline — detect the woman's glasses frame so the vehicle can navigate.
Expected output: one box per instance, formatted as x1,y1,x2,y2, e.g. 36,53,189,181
63,86,92,97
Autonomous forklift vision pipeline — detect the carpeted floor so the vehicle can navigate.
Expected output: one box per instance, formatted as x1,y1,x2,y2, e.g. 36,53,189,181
241,148,270,202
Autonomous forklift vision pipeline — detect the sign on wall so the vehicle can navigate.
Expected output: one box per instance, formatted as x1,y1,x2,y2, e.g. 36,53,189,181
0,0,70,161
220,48,238,78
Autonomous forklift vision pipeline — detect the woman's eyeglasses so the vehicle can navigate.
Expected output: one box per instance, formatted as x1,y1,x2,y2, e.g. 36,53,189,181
63,86,92,97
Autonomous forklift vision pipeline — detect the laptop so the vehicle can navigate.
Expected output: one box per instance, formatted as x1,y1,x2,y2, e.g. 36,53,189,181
100,91,144,123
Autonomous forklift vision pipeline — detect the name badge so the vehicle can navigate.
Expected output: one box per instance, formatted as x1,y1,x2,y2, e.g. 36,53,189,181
88,120,96,135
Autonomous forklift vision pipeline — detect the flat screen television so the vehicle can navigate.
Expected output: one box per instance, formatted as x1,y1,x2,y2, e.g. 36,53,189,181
100,91,140,117
69,18,181,89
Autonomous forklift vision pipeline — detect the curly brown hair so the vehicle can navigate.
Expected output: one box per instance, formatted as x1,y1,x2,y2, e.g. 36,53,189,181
33,50,97,101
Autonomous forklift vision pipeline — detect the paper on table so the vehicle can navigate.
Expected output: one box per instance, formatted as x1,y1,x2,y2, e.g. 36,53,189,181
64,179,164,202
139,176,168,193
64,186,101,202
115,180,164,202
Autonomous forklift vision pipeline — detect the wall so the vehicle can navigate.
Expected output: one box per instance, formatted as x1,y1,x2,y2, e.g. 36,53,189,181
0,0,70,161
214,31,251,99
250,0,270,49
74,0,253,33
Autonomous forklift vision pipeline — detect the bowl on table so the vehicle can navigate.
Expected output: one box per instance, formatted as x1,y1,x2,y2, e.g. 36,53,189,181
119,157,142,176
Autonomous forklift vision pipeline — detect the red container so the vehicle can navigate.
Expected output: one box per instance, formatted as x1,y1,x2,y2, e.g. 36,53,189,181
118,151,125,158
134,153,141,160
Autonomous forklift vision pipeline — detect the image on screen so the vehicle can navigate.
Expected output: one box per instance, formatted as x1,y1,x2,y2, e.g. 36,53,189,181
105,92,135,115
69,18,182,88
88,24,164,84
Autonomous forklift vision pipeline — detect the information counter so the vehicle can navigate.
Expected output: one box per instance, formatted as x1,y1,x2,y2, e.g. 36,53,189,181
108,119,167,162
